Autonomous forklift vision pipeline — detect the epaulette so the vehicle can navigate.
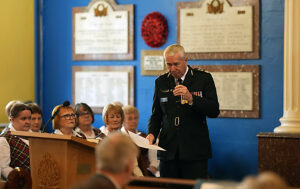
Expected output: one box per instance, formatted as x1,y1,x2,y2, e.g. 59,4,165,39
193,67,210,73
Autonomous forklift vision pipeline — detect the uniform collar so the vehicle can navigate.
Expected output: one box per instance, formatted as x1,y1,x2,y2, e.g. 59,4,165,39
179,66,189,82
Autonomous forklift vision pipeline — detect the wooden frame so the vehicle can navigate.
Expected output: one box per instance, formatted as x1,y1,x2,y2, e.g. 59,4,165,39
141,50,168,76
72,0,134,60
177,0,260,60
72,66,134,113
192,65,260,118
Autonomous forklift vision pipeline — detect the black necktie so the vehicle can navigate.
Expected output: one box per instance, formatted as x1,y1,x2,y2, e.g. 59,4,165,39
177,78,183,85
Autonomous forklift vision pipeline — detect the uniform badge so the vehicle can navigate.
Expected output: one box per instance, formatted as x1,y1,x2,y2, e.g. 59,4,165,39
160,97,168,102
192,91,203,98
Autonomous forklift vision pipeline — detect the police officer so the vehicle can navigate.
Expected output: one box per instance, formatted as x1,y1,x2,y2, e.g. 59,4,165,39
147,44,219,179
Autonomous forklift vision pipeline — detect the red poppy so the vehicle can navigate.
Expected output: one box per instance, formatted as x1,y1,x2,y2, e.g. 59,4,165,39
141,12,169,48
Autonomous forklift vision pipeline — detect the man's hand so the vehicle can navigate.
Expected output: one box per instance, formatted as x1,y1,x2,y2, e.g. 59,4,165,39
146,134,154,145
173,85,193,103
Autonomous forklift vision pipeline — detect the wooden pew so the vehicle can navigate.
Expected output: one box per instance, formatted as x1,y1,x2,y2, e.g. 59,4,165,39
126,176,195,189
0,181,5,189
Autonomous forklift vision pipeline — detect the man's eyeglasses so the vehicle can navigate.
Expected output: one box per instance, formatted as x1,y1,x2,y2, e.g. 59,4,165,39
60,114,76,119
77,112,91,117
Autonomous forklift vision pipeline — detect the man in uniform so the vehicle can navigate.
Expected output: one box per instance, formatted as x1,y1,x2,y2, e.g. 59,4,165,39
147,44,219,179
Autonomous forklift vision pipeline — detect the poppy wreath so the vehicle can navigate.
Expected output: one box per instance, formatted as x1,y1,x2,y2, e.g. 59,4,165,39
141,12,168,48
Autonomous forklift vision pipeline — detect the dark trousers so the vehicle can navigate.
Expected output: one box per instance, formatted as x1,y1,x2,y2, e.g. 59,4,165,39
160,159,208,179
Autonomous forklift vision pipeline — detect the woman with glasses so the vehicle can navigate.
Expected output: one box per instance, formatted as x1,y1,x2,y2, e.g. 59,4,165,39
52,103,84,138
74,103,104,139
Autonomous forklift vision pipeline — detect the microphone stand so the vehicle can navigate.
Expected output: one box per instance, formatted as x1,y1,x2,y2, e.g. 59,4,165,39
41,115,54,133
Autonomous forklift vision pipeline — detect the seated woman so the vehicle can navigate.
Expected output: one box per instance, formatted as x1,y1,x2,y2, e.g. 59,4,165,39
99,103,124,136
52,103,84,138
122,105,160,177
27,103,42,132
0,103,32,179
74,103,103,139
0,100,22,135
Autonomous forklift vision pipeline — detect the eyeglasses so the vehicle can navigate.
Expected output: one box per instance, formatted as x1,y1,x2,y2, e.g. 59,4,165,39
60,114,76,119
77,112,91,116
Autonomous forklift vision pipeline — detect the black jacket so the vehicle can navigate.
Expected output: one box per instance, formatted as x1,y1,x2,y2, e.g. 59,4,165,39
148,66,219,161
73,174,117,189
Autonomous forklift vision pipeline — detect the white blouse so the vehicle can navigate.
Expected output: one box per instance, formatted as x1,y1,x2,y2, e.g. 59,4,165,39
0,126,30,179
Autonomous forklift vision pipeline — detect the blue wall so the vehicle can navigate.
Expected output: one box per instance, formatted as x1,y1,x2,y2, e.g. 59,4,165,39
39,0,284,180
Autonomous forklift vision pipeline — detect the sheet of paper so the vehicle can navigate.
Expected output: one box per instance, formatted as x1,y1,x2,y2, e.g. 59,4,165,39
128,131,166,151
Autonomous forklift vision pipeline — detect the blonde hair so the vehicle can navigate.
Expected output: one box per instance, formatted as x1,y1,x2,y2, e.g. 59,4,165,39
5,100,22,119
237,172,288,189
112,101,124,107
52,105,75,130
122,105,139,118
96,132,139,173
257,172,287,189
163,44,185,60
102,104,124,125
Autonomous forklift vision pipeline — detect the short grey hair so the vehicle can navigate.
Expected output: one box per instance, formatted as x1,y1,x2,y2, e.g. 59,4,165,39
163,44,185,60
96,132,139,173
122,105,139,118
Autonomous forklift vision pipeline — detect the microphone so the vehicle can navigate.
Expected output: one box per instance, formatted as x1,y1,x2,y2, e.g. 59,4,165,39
41,101,70,132
95,131,105,139
175,79,187,105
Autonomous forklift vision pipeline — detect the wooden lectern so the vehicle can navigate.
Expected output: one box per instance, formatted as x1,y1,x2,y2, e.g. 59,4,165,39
11,131,97,189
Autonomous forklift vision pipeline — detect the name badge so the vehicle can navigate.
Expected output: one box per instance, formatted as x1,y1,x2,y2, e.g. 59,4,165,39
160,97,168,102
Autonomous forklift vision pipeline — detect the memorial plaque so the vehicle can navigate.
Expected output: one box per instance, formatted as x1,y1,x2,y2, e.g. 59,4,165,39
192,65,260,118
73,0,134,60
72,66,134,113
178,0,260,59
212,72,253,111
141,50,168,76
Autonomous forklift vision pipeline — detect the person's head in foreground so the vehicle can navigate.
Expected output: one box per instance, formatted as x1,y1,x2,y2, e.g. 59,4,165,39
237,171,288,189
96,132,139,187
